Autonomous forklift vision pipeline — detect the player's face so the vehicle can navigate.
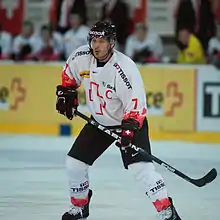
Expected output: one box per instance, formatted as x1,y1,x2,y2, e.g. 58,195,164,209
91,37,110,60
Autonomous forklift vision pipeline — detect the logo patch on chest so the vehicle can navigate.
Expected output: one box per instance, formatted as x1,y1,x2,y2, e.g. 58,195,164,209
102,81,116,91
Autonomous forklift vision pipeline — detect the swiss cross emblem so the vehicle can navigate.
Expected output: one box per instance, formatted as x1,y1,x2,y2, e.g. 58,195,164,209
125,130,131,135
1,0,19,18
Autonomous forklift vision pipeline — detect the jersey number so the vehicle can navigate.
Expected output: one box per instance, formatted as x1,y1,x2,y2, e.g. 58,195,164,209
132,98,138,109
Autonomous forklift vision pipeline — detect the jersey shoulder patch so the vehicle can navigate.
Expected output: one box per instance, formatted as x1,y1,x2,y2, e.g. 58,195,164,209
70,45,91,61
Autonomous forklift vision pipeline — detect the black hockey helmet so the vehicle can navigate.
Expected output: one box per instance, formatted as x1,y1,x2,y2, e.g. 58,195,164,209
88,21,117,49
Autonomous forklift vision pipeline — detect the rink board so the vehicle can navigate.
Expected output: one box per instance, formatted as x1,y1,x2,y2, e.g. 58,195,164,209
0,63,219,143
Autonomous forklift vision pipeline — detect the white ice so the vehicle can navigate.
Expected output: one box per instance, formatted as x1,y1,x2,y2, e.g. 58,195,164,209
0,134,219,220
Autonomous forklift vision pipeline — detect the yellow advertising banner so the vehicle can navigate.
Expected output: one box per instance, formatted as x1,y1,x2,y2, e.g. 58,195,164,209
0,64,196,135
139,66,196,132
163,68,196,132
0,64,88,134
0,64,61,123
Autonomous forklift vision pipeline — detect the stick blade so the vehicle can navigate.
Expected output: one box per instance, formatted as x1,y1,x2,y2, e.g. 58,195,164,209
191,168,217,187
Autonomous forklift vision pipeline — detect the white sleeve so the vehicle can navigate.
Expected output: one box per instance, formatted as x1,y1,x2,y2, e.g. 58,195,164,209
53,32,64,53
78,27,89,46
115,59,147,127
208,38,215,55
12,36,22,54
2,33,12,55
30,37,42,54
61,52,82,88
125,36,135,58
154,34,163,59
63,31,72,59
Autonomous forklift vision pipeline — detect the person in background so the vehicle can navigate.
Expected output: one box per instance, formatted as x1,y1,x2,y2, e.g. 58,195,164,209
208,23,220,68
173,0,196,56
0,25,12,60
174,0,196,35
125,23,163,63
35,25,63,61
50,0,87,34
177,27,206,64
12,21,38,61
101,0,130,52
196,0,216,53
63,13,89,59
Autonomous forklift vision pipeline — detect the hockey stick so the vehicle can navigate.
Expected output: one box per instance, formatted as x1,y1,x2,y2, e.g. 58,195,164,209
75,110,217,187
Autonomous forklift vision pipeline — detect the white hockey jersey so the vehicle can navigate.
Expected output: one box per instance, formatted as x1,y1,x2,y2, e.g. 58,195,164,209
61,45,147,127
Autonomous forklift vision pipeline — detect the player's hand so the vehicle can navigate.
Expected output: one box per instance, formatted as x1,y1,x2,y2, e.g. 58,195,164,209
56,85,78,120
120,118,139,149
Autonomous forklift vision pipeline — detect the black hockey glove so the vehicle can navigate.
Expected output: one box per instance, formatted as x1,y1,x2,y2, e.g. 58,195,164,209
56,85,78,120
120,118,139,149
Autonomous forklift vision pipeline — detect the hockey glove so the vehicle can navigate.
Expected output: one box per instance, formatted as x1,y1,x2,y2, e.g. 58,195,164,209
56,85,78,120
120,118,139,149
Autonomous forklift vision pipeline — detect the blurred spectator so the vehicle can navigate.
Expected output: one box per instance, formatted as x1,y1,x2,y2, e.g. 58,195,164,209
12,21,39,61
0,25,12,60
0,0,24,36
174,0,196,34
35,25,63,61
208,23,220,68
214,0,220,23
101,0,130,51
125,23,163,63
50,0,87,34
208,24,220,56
196,0,216,53
63,13,89,59
177,28,206,64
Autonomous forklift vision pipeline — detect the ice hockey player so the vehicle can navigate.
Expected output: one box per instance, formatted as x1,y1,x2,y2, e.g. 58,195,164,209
56,21,181,220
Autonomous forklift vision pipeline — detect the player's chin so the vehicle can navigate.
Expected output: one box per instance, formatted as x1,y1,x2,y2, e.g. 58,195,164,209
94,53,104,60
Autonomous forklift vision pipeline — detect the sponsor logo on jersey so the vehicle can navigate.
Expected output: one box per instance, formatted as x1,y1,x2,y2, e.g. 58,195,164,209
107,84,116,91
80,70,90,78
113,63,132,90
72,50,91,60
102,81,116,91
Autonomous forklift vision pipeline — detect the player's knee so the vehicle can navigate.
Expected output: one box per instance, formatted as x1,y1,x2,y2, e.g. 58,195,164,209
66,155,88,177
128,162,156,182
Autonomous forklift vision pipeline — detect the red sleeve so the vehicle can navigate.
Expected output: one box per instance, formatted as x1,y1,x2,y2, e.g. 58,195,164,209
123,108,147,128
61,63,79,88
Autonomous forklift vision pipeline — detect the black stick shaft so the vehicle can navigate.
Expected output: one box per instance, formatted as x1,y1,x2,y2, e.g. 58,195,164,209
75,110,217,187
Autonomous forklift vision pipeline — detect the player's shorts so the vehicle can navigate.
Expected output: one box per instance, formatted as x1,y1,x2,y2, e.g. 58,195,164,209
67,117,152,169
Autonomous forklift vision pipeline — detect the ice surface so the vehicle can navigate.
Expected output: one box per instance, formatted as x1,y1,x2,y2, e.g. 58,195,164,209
0,134,219,220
